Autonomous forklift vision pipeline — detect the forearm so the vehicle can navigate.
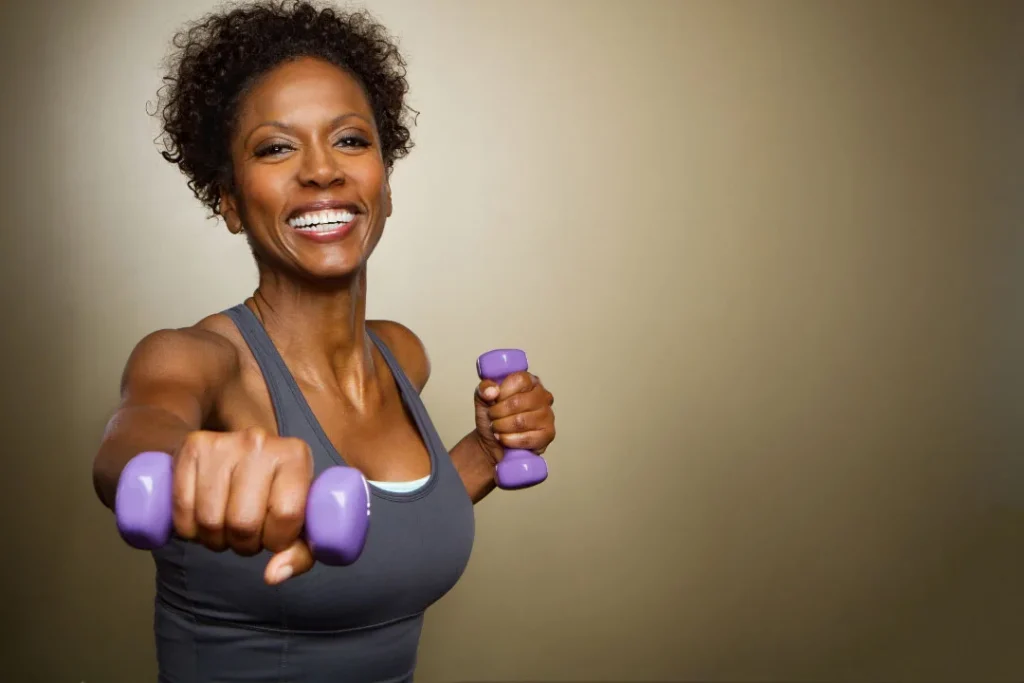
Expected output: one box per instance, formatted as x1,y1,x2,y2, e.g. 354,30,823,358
92,405,194,510
449,430,501,504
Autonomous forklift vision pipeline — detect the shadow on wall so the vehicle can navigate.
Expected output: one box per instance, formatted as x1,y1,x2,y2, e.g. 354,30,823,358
0,3,174,679
0,2,79,678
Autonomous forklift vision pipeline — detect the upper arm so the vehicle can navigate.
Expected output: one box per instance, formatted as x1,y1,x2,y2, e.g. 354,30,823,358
115,327,237,430
370,320,431,392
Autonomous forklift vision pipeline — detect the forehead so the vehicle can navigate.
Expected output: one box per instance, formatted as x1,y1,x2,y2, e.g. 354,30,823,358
236,56,373,129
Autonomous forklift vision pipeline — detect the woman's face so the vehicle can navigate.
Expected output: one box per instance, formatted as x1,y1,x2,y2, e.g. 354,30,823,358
222,56,391,281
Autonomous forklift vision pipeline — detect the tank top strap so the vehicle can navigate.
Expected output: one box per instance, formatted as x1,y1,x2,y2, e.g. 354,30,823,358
222,303,301,437
365,327,451,475
365,328,418,398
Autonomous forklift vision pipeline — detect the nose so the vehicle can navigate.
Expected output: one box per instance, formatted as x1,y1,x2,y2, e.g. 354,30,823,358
297,142,345,188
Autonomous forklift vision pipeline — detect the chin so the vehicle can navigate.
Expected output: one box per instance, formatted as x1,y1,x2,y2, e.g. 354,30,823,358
298,257,368,285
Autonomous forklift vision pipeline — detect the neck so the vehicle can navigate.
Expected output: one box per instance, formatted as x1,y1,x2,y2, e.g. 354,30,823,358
246,265,377,402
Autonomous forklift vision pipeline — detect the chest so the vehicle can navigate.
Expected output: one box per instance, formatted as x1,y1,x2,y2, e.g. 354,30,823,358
217,362,433,482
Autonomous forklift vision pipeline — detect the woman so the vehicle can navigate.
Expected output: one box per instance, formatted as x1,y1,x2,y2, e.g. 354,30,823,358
90,1,557,681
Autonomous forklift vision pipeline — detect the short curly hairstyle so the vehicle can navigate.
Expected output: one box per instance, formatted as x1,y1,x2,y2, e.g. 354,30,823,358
153,0,414,217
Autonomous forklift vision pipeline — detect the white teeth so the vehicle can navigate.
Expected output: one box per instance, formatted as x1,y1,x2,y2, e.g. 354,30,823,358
288,209,356,228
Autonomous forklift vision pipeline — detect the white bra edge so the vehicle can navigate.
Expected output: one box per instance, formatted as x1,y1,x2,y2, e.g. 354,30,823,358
368,474,431,494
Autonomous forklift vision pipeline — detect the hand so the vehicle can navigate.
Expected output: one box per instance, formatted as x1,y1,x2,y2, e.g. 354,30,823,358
474,371,556,462
172,426,315,585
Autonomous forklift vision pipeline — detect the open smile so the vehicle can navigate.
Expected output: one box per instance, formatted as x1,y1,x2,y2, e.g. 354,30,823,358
286,207,359,242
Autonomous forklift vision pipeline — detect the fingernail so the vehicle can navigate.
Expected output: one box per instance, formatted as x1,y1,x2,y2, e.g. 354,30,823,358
276,565,293,583
484,387,498,400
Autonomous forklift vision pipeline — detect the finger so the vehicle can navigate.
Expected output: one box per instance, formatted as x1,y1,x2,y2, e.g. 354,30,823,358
490,407,552,437
528,374,554,405
494,428,553,452
194,440,237,552
538,376,553,405
172,439,200,540
475,379,500,403
495,371,535,400
487,385,555,421
262,440,313,553
224,453,276,556
264,538,315,585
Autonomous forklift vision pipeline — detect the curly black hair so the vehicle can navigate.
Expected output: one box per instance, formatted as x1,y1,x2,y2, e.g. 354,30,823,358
153,0,414,217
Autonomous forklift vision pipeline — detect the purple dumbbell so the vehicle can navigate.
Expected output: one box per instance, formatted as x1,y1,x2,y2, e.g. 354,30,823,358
476,349,549,490
114,450,371,566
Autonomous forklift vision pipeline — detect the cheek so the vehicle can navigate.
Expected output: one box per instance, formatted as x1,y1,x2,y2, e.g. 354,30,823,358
239,166,290,222
349,158,387,201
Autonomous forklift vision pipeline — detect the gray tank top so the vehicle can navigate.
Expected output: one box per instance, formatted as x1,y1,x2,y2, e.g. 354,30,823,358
150,303,476,683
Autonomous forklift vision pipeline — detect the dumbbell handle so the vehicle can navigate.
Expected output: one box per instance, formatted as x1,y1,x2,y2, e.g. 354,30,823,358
114,450,371,566
476,349,549,490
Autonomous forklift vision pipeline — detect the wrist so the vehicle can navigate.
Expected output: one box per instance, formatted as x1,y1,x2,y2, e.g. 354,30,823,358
473,429,503,467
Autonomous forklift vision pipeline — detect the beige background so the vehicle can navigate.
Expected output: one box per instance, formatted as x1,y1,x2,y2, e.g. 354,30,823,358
1,0,1022,681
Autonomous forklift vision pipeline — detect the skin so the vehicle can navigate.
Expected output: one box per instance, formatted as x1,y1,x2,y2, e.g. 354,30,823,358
92,56,556,586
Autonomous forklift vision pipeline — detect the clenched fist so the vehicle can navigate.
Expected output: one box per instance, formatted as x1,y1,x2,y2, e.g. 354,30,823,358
172,426,315,584
474,371,556,460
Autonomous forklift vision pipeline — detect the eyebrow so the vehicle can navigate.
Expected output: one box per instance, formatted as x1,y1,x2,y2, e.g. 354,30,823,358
243,112,372,146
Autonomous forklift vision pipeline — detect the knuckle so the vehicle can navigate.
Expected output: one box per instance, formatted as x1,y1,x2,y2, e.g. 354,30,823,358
242,426,268,449
183,429,206,446
506,395,521,412
172,498,192,520
276,491,303,518
189,430,219,455
272,500,305,526
176,437,200,462
286,438,313,464
512,414,527,431
269,484,306,519
194,511,223,535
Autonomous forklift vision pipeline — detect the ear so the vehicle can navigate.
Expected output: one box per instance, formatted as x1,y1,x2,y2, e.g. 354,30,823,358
385,179,393,218
220,188,243,234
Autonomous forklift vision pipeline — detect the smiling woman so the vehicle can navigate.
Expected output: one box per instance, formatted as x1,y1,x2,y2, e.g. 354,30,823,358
89,1,557,681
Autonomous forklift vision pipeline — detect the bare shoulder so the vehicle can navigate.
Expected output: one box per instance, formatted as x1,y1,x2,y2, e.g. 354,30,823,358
121,313,241,396
367,319,431,392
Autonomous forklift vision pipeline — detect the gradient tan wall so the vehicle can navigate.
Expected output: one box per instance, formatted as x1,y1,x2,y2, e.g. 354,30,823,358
1,0,1022,681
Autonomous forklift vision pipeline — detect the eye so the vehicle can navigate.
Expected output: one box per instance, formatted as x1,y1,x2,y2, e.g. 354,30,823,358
335,135,371,149
254,142,293,158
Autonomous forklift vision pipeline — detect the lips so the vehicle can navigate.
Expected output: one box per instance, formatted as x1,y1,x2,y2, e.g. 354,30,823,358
284,199,362,240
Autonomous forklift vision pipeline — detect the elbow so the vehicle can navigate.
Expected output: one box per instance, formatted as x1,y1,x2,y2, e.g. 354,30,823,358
91,452,115,511
91,431,123,511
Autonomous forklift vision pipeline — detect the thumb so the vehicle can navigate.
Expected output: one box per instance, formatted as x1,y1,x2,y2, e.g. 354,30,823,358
475,379,500,404
263,538,314,586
